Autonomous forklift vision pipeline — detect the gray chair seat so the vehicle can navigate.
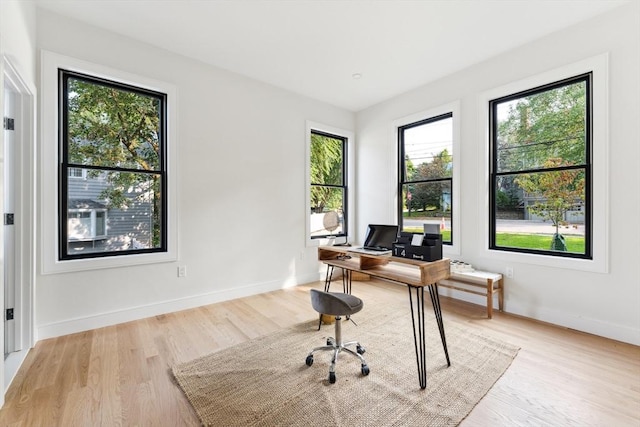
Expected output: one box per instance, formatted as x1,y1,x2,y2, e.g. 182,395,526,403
310,289,363,316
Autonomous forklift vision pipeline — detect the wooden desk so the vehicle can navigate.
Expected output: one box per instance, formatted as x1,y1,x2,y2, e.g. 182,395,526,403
318,246,451,389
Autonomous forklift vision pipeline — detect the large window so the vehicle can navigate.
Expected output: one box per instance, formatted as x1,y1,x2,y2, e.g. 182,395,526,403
489,74,591,258
309,130,348,239
398,113,453,244
59,70,167,260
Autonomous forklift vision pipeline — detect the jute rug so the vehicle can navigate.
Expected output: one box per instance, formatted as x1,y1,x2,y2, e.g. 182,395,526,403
172,300,519,426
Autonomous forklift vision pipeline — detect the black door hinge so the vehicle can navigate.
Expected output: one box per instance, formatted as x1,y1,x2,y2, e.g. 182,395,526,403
4,213,14,225
6,308,14,321
3,117,14,131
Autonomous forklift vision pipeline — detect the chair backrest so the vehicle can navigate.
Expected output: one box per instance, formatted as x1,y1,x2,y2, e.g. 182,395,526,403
310,289,363,316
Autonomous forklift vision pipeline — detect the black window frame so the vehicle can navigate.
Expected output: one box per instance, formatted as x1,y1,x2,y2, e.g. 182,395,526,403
309,129,348,240
397,112,454,244
59,69,168,260
489,73,592,259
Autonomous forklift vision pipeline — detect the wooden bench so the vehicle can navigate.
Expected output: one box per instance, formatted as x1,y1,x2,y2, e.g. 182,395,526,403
437,270,504,318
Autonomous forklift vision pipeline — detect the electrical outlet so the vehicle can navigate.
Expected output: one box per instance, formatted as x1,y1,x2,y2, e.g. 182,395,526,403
505,267,514,279
178,265,187,278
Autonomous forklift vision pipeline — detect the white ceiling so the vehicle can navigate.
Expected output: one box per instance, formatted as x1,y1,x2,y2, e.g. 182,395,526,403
35,0,629,112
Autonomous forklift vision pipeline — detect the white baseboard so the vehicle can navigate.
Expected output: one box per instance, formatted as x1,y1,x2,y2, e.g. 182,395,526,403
4,349,30,393
37,271,322,341
438,287,640,346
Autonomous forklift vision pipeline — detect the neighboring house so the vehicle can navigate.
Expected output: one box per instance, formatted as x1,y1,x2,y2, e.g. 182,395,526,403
67,167,153,253
441,189,451,213
495,185,585,224
521,193,586,224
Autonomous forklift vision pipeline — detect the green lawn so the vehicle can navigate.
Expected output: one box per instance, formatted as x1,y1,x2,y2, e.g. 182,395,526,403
495,233,585,253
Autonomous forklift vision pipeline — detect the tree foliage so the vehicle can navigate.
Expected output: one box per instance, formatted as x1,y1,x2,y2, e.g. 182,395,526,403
515,158,585,235
496,81,586,172
406,149,451,212
67,77,163,246
310,133,343,212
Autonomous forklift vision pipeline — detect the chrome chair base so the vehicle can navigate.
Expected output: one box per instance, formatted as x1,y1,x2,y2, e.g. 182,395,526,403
305,315,370,383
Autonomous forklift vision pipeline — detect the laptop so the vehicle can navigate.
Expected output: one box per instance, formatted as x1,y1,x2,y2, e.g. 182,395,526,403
348,224,399,256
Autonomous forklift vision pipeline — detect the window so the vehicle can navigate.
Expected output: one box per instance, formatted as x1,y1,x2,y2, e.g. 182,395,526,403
59,70,167,259
489,74,591,259
309,130,348,239
398,113,453,244
42,51,177,273
68,167,85,178
68,208,107,241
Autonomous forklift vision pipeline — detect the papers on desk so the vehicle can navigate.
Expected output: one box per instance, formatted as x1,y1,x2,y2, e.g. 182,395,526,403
348,247,392,256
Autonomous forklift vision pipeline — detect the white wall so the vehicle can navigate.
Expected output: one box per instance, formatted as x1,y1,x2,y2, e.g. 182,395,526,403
35,9,355,339
356,3,640,345
0,1,37,84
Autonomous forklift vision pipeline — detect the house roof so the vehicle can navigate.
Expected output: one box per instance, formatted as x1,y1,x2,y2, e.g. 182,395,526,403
68,199,106,210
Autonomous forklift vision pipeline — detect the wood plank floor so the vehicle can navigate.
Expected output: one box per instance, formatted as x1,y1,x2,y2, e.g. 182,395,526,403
1,279,639,426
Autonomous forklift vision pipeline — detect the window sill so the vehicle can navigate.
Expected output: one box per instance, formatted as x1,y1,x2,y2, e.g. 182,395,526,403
42,250,177,274
484,248,607,274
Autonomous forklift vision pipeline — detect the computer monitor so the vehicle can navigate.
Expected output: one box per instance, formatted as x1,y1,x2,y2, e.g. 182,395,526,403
362,224,399,250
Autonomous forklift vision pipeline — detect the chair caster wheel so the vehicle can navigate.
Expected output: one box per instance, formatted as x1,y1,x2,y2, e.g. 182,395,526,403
305,355,314,366
356,345,365,355
361,364,370,376
329,371,336,383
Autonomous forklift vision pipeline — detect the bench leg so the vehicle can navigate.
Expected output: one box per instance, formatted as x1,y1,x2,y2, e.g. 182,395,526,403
486,279,494,319
498,278,504,312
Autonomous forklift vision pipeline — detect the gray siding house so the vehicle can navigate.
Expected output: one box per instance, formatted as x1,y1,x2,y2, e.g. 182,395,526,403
67,168,153,254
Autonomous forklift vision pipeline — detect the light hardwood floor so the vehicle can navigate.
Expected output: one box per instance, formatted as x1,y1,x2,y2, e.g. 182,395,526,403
1,279,639,426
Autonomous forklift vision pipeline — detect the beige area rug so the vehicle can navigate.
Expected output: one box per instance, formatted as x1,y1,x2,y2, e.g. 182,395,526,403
172,300,519,426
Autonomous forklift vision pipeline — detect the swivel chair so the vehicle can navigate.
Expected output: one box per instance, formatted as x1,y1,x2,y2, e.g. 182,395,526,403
305,289,370,384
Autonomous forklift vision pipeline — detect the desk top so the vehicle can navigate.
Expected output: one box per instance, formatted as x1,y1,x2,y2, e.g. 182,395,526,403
318,246,450,287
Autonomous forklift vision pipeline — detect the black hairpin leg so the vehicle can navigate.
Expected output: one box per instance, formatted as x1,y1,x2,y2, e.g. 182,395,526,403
408,286,428,389
408,284,450,389
323,265,335,292
323,265,351,294
428,283,450,367
342,269,351,294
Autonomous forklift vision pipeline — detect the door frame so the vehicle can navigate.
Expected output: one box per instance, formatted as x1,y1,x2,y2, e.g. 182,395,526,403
0,55,36,403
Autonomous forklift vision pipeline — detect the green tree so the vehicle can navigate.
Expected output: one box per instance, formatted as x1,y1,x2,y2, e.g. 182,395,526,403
495,178,520,210
515,158,585,250
67,77,163,247
497,81,586,172
310,133,343,212
411,149,451,211
403,155,416,215
404,155,416,181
